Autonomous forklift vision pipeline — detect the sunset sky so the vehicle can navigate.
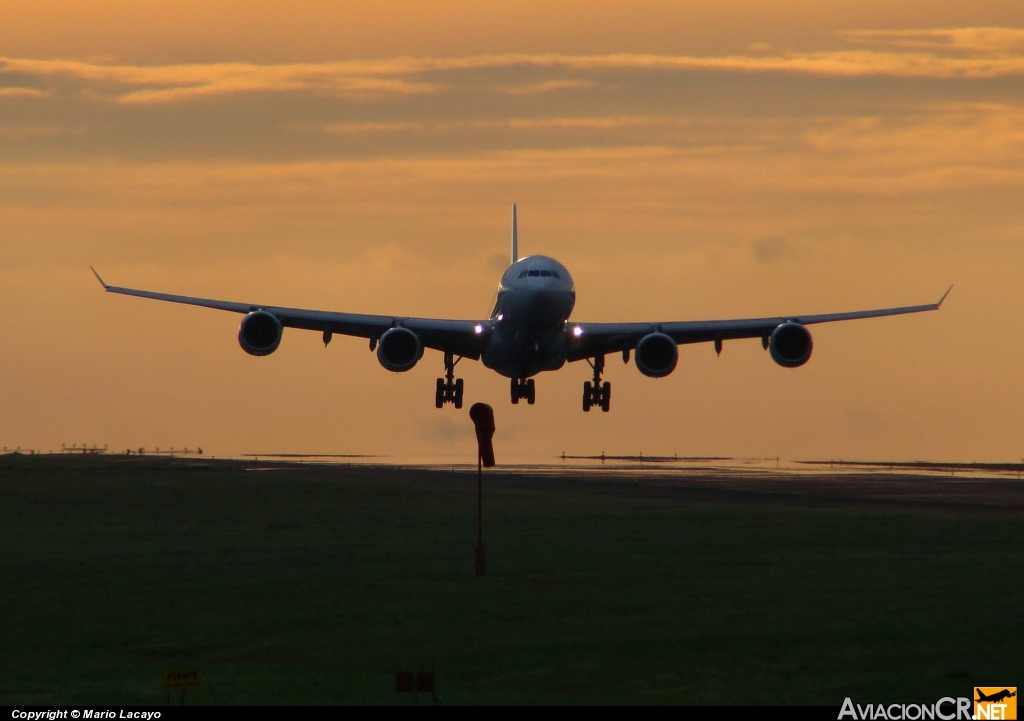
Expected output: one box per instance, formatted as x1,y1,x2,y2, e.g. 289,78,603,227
1,1,1022,461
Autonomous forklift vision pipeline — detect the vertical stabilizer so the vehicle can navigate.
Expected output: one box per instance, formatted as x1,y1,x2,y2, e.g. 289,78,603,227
511,204,518,265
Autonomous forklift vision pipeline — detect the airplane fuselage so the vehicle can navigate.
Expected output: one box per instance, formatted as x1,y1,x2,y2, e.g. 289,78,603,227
482,255,576,378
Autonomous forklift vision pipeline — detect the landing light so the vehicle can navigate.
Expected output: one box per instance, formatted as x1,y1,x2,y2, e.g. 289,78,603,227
573,326,584,337
474,324,485,335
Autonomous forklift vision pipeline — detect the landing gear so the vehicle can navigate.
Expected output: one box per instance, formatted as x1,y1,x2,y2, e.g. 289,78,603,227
511,378,535,405
583,355,611,412
435,352,464,409
582,381,610,412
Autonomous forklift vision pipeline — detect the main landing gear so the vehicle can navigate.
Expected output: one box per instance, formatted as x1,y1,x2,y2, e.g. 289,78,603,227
436,351,464,409
583,354,611,412
511,378,535,405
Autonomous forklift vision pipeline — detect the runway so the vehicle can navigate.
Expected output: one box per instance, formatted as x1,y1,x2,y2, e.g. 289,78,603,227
1,453,1020,704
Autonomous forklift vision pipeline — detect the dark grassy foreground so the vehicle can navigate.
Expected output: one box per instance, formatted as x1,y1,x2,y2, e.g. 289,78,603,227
0,455,1021,705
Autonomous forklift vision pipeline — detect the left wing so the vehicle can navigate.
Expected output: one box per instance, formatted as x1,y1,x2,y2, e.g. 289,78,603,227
92,268,489,359
566,286,952,361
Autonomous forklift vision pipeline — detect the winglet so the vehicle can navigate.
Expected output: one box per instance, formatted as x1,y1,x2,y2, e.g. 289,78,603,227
936,284,953,308
90,266,109,290
511,204,518,266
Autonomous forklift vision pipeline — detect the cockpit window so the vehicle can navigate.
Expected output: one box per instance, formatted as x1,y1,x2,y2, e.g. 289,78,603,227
520,267,562,279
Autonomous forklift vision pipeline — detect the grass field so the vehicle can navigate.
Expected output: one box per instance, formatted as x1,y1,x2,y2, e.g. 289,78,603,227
0,455,1021,705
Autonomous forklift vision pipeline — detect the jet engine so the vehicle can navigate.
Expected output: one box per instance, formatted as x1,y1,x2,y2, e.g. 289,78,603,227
769,322,813,368
635,332,678,378
376,327,423,372
238,311,283,356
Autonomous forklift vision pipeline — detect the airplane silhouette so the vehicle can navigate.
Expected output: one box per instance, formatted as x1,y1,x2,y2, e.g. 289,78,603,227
92,206,950,412
977,689,1016,704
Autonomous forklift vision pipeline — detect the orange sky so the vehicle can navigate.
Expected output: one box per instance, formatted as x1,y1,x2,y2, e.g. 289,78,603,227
1,1,1022,461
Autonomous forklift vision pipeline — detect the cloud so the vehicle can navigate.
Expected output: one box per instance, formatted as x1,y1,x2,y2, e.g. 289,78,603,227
318,116,688,135
0,124,72,139
0,87,49,98
751,237,795,264
498,79,595,94
488,252,510,272
0,58,441,104
842,27,1024,54
421,417,473,443
2,27,1023,107
117,77,437,104
320,121,424,135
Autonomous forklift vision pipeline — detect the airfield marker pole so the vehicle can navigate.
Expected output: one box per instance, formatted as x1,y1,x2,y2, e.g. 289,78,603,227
469,402,495,578
476,451,485,577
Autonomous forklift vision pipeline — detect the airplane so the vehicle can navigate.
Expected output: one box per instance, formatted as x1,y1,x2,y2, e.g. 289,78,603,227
976,690,1016,704
92,205,951,412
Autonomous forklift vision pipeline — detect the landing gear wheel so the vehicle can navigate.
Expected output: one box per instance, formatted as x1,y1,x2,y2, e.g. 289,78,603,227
436,352,464,409
583,355,611,412
511,378,535,405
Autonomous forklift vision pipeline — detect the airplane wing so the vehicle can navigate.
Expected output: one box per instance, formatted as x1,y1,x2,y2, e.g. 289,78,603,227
566,287,952,361
91,269,489,359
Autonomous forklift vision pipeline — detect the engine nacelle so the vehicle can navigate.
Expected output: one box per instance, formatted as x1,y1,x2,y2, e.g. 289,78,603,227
238,311,283,356
635,332,678,378
376,327,423,372
769,322,813,368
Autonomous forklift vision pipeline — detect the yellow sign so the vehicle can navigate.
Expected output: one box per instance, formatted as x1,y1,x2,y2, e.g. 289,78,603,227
975,688,1017,720
162,669,203,691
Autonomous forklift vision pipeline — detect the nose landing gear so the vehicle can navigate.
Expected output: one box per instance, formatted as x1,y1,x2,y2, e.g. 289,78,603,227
583,354,611,412
511,378,535,405
435,351,464,408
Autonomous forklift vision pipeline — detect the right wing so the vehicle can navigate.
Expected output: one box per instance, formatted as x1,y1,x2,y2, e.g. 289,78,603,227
92,269,489,359
566,287,951,361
